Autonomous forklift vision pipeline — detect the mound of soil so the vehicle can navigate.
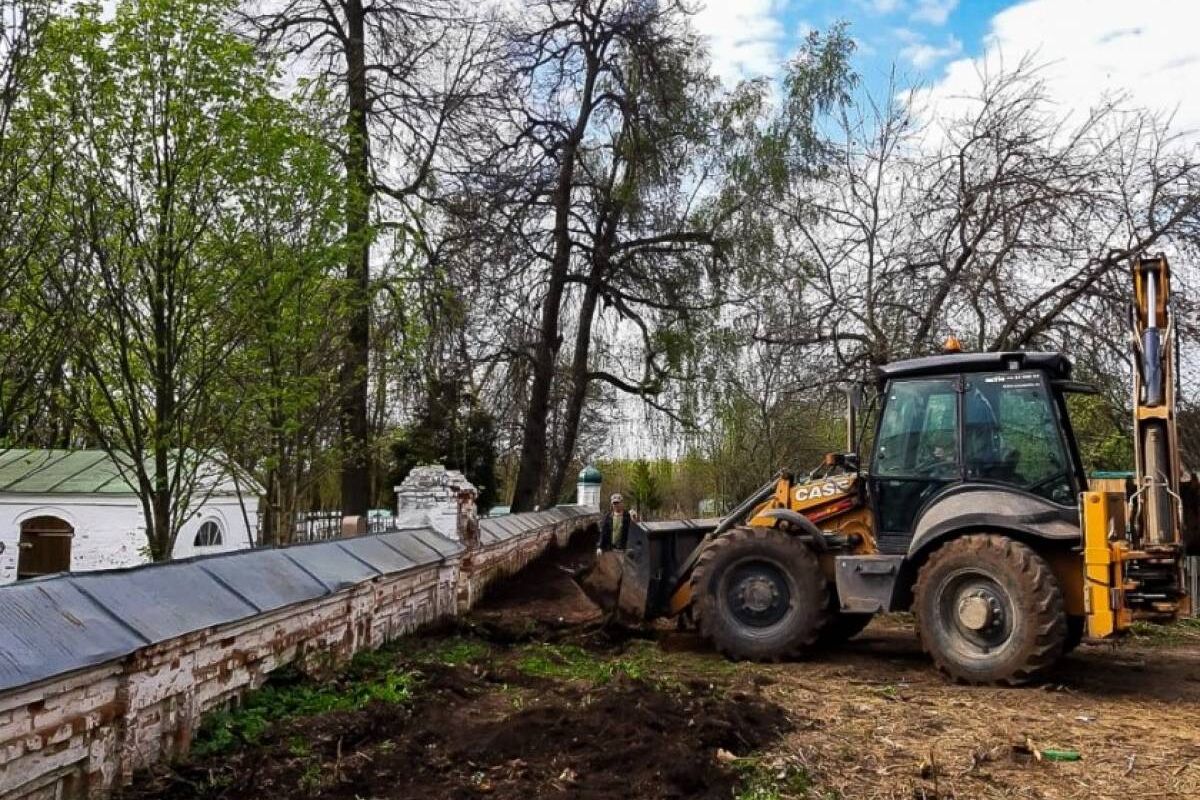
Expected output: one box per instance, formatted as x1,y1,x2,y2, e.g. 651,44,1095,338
131,665,790,800
468,531,605,638
395,673,788,799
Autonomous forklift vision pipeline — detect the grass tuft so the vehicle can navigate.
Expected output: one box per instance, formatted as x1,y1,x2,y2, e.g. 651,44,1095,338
516,643,632,683
1129,617,1200,645
734,760,815,800
193,667,418,757
409,636,492,666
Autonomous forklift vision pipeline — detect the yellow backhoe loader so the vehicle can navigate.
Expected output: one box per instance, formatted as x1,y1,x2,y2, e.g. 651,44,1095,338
582,254,1197,684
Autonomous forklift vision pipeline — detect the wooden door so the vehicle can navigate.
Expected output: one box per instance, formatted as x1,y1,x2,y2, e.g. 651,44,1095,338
17,516,73,579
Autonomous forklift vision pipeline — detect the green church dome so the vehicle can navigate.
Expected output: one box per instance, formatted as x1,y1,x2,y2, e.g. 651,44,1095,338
578,465,602,485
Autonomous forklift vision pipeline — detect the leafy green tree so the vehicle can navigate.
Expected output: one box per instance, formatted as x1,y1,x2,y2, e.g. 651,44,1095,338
627,459,662,517
0,0,73,446
39,0,321,558
492,3,856,510
216,94,348,545
1068,392,1134,474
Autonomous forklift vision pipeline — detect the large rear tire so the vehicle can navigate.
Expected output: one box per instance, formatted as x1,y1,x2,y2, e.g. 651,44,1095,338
692,527,828,661
914,534,1067,685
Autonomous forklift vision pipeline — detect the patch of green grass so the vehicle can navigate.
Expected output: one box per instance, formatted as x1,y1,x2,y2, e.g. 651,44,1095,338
192,667,418,757
298,762,325,793
1129,617,1200,645
347,646,399,676
871,683,899,699
734,760,814,800
623,638,735,676
516,643,630,683
515,639,737,690
409,636,492,666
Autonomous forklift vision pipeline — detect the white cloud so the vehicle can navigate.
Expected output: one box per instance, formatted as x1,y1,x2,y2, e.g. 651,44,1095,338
864,0,905,14
693,0,787,85
909,0,957,26
897,30,963,69
854,36,879,57
920,0,1200,136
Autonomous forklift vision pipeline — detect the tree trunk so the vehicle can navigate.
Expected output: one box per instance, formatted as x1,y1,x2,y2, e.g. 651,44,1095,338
152,247,175,560
509,54,601,512
541,136,633,508
152,478,172,561
262,465,280,547
542,274,601,507
509,249,568,511
339,0,372,518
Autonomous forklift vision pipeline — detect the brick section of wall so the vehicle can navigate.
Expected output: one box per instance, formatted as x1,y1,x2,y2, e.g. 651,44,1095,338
0,512,596,800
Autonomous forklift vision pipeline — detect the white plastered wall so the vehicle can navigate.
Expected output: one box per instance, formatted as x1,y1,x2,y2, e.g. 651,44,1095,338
576,482,601,509
0,492,258,584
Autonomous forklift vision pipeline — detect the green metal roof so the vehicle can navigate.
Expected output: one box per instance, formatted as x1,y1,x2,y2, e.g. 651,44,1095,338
0,450,135,494
578,465,602,484
0,449,259,496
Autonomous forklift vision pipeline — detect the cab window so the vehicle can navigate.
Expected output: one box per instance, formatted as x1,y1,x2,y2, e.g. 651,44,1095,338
963,372,1074,504
873,379,960,479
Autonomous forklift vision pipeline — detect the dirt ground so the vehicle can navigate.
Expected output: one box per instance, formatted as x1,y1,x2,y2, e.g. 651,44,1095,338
123,538,1200,800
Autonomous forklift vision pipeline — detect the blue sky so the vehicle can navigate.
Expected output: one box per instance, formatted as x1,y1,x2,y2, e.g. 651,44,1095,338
692,1,1200,134
783,0,1009,96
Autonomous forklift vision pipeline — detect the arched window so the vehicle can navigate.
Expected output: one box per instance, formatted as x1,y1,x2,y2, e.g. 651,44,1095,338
193,520,223,547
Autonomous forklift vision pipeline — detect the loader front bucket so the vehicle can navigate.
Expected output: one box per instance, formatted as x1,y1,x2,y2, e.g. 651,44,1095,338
573,519,719,623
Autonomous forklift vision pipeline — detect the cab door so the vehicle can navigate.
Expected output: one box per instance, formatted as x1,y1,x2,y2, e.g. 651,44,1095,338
868,377,963,553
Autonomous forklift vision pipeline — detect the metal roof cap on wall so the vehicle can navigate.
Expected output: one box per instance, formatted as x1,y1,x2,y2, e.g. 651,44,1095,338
0,579,147,690
68,563,258,643
406,528,463,558
486,515,525,539
196,549,328,613
0,509,595,693
476,520,505,544
284,541,383,592
371,531,439,565
338,535,421,573
0,525,456,693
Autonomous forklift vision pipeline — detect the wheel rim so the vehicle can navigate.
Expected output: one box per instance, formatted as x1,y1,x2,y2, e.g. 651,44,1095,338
934,568,1015,657
721,557,793,629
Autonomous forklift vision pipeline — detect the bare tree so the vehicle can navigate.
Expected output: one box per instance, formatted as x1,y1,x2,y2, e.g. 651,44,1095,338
242,0,492,517
759,58,1200,385
470,3,853,509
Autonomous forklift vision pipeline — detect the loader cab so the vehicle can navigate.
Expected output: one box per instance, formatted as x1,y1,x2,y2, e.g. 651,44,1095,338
867,352,1087,554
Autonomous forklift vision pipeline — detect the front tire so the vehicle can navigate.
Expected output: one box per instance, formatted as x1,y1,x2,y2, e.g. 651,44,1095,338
914,535,1067,685
692,527,828,661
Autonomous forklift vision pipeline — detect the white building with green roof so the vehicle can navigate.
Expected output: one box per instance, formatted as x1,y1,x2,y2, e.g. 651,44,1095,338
0,449,259,583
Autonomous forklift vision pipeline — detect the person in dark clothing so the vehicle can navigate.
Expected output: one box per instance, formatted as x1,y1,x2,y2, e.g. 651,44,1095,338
598,493,633,552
